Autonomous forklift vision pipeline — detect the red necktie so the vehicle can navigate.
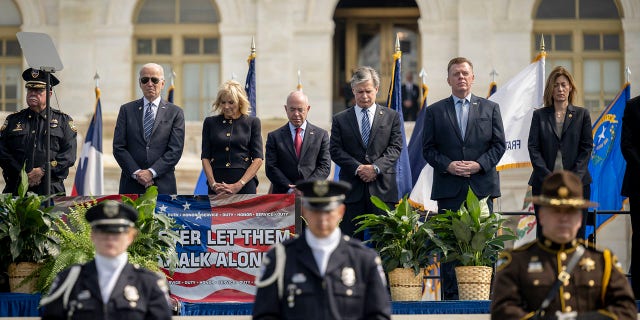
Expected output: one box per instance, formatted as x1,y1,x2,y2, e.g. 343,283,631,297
294,127,302,158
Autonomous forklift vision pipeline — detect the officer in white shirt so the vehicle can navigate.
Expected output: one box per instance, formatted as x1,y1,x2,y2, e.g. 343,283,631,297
252,180,391,320
40,200,172,320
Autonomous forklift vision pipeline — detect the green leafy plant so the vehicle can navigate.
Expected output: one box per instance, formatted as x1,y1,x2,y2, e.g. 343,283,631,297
0,166,61,264
122,187,181,273
35,186,182,293
36,200,95,293
426,187,516,267
354,195,442,275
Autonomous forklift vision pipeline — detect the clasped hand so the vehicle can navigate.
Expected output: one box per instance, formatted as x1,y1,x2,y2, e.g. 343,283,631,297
356,164,377,182
447,160,481,177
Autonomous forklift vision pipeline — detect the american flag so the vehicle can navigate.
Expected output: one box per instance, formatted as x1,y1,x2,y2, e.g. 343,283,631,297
158,194,295,302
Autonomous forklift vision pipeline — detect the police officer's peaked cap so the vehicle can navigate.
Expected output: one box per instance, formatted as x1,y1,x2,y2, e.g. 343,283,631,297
22,68,59,89
527,170,598,209
86,200,138,233
296,180,351,211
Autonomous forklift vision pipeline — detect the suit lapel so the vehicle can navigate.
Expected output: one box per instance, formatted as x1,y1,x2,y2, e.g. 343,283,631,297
151,100,168,138
281,124,297,160
542,107,560,139
109,263,134,303
136,99,146,140
346,107,366,148
83,261,103,302
368,104,384,147
296,236,321,277
562,105,577,136
465,95,480,140
445,97,462,141
300,123,315,159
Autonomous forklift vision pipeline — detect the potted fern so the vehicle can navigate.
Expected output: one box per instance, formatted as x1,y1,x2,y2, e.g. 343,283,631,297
35,186,181,293
426,187,516,300
0,167,61,293
355,195,441,301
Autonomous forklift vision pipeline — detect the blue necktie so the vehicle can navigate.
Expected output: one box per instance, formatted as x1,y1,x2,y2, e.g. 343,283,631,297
361,108,370,145
457,100,469,139
143,103,154,140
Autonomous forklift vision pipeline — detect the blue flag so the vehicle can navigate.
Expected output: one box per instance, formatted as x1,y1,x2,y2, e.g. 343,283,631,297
386,51,412,198
589,83,630,232
407,84,428,185
72,87,103,196
246,53,257,116
487,81,497,98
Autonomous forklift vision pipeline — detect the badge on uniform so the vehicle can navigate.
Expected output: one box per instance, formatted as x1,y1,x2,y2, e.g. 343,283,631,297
12,122,23,132
528,256,543,273
50,118,58,128
291,273,306,284
124,285,140,308
579,257,595,272
77,290,91,300
341,267,356,287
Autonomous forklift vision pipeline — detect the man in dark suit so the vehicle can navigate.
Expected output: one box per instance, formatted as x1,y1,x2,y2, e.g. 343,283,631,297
113,63,185,194
265,91,331,194
253,180,391,320
402,73,420,121
41,200,173,319
330,66,403,239
422,57,505,299
621,94,640,297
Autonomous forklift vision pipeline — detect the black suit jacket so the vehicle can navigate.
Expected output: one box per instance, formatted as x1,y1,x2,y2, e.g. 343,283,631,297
41,260,172,320
113,99,185,194
527,105,592,194
422,95,506,200
252,233,391,319
265,122,331,194
622,96,640,197
330,105,402,203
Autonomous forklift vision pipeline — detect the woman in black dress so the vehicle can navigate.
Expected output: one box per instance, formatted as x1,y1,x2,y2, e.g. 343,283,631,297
201,80,263,194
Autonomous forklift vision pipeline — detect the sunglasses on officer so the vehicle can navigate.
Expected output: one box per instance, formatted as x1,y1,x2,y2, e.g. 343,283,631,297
140,77,162,85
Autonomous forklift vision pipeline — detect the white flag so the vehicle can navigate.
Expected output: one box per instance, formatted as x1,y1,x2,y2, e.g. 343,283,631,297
491,53,546,170
409,164,438,212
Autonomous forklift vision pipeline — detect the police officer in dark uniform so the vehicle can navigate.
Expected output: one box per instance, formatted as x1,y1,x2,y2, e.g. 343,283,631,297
491,170,636,320
40,200,172,320
252,180,391,320
0,68,77,195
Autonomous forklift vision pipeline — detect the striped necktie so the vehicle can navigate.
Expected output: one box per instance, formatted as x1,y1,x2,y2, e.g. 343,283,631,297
143,103,154,140
361,108,370,145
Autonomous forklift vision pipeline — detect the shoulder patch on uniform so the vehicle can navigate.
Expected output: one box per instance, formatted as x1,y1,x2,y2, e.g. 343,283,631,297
0,120,7,132
68,120,77,132
496,251,512,271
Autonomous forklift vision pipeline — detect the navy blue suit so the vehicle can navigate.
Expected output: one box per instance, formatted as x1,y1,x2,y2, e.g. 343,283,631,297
113,99,185,194
422,94,506,204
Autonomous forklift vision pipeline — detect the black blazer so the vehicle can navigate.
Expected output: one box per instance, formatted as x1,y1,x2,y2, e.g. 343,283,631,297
422,95,506,200
201,115,263,170
528,105,593,194
41,260,172,320
252,233,391,319
113,99,185,194
622,96,640,197
330,105,403,203
265,122,331,194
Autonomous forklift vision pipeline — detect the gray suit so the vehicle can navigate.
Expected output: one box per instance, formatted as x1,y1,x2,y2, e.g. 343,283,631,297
265,122,331,194
113,98,185,194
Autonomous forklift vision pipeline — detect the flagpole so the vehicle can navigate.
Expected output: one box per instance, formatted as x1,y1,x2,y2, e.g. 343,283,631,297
297,69,303,91
625,66,631,84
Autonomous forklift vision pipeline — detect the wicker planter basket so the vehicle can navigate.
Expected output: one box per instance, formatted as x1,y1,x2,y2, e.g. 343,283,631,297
388,267,424,301
8,262,41,293
455,266,492,300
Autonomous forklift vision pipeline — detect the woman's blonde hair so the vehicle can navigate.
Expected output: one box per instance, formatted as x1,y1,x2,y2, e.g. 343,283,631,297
543,66,577,107
212,80,251,116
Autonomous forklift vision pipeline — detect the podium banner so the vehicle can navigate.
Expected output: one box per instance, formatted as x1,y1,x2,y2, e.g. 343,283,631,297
157,194,295,302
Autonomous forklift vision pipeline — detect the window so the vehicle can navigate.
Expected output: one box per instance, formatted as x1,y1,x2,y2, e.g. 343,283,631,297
533,0,623,116
0,0,22,112
134,0,220,121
